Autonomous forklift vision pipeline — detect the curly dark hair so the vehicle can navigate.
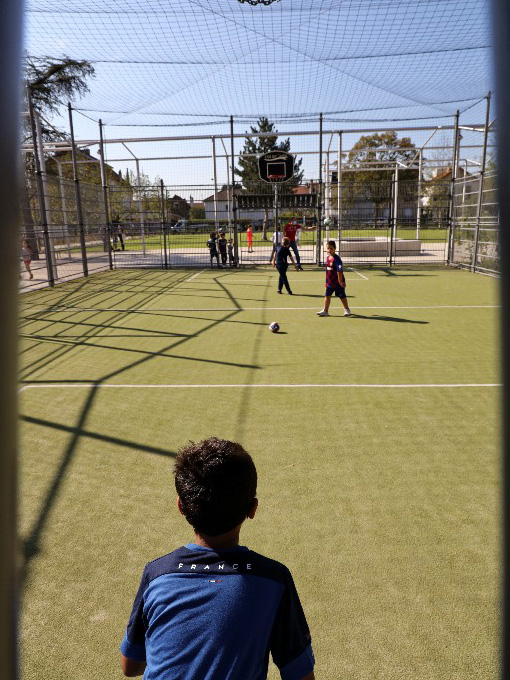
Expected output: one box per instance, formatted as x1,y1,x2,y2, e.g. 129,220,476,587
174,438,257,537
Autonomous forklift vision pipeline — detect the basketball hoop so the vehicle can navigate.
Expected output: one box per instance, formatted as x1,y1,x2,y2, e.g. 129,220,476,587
237,0,281,5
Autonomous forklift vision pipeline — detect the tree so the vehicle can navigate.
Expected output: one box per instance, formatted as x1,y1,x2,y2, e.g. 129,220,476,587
235,117,304,239
22,55,95,257
341,131,418,220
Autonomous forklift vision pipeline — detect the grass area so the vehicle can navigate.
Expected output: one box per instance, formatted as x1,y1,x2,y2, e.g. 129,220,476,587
77,227,448,254
19,266,499,680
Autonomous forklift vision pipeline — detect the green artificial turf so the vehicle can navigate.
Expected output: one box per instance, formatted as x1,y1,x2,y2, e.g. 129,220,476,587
18,266,500,680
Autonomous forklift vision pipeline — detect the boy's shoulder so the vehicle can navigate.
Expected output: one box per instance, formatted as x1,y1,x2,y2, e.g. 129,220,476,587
142,546,292,585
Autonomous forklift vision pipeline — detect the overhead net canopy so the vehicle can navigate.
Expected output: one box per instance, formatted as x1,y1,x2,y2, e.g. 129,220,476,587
25,0,493,136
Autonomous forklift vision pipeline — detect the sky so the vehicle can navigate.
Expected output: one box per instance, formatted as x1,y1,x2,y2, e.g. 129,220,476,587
24,0,495,193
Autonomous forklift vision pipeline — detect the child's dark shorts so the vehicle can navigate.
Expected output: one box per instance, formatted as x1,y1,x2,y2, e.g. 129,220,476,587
325,283,346,299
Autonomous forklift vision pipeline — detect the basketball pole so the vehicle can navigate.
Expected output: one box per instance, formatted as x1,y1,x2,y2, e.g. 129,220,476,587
274,182,279,247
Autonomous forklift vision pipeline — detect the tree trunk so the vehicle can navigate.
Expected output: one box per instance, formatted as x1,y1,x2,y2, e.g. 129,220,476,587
20,176,40,259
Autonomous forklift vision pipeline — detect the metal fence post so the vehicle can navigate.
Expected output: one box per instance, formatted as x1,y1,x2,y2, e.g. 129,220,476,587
317,113,323,265
337,131,343,246
447,110,460,265
389,165,399,265
472,92,492,272
28,88,55,285
98,120,113,270
212,137,219,232
230,116,239,266
68,104,88,277
160,179,168,269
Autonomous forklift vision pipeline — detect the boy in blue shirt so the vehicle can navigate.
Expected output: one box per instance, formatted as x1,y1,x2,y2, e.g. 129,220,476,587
120,437,315,680
317,240,351,317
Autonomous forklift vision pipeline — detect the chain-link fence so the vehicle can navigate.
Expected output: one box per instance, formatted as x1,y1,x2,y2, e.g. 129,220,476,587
451,168,499,275
19,118,498,288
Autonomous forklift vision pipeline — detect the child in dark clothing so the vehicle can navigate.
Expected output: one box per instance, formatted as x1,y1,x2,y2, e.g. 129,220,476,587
228,238,236,267
272,236,299,294
217,232,228,266
207,232,221,267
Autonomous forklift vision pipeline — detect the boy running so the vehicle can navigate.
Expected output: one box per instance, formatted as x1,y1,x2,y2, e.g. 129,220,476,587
317,240,351,317
120,437,315,680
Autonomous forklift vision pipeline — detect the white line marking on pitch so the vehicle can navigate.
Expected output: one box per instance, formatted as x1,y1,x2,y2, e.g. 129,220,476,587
347,266,369,280
186,270,205,282
19,383,501,390
20,304,499,313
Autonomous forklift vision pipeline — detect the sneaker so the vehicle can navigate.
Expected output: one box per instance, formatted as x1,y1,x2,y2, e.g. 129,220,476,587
317,310,329,316
277,290,282,294
297,266,303,271
344,309,351,317
288,290,293,295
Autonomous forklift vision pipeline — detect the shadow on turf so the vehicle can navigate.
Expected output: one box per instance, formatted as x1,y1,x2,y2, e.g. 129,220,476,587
377,268,436,277
350,313,428,324
20,270,257,585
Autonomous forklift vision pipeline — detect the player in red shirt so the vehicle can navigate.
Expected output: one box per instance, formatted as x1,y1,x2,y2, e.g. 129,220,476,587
317,240,351,317
246,225,254,253
283,219,316,270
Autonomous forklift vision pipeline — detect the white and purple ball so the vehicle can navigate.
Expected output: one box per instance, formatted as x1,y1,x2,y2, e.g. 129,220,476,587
269,322,280,333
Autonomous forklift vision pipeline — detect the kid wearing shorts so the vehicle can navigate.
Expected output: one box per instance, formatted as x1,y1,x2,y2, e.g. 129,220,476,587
317,240,351,317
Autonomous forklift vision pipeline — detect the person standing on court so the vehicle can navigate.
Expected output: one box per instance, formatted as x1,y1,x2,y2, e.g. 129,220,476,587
218,231,228,266
317,240,351,317
207,232,221,267
272,236,299,295
21,238,33,279
117,225,125,251
268,228,282,264
246,224,254,253
284,219,316,271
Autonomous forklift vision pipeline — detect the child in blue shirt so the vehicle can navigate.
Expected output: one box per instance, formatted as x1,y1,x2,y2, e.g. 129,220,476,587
120,438,315,680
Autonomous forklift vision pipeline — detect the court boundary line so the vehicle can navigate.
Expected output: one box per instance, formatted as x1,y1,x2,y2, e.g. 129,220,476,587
19,382,501,393
19,304,500,313
347,266,369,280
186,269,205,282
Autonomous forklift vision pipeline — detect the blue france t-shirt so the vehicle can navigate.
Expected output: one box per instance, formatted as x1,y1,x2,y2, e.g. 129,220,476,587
120,544,314,680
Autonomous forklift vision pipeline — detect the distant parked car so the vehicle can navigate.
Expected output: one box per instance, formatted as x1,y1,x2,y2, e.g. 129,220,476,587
171,219,187,233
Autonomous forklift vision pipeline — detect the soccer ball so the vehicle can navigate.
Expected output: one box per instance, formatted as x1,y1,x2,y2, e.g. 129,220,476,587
269,322,280,333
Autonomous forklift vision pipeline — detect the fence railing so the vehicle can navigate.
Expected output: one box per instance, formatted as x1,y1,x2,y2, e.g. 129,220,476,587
19,168,498,289
451,169,499,275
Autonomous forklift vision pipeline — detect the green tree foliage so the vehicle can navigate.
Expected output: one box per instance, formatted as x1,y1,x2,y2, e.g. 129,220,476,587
24,55,95,142
341,131,418,218
22,56,96,256
235,117,304,237
235,117,303,189
190,204,205,220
